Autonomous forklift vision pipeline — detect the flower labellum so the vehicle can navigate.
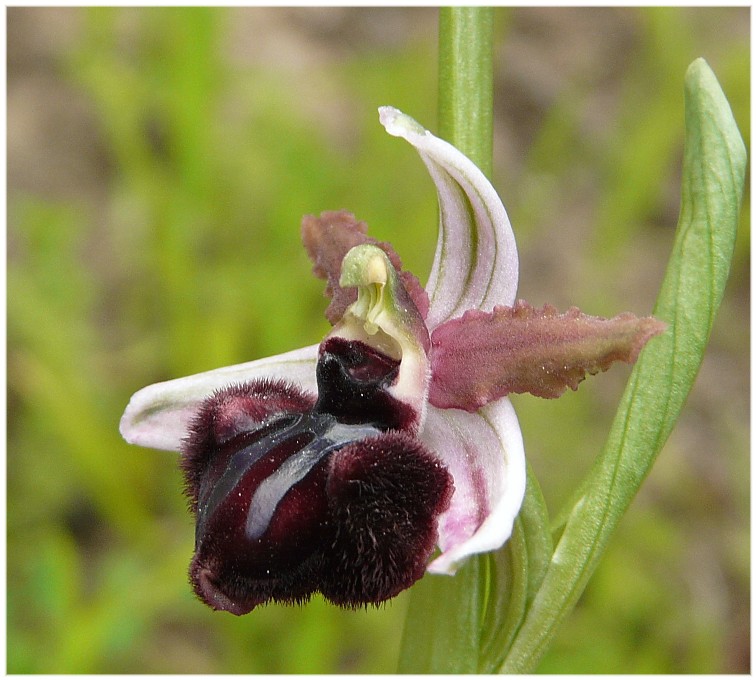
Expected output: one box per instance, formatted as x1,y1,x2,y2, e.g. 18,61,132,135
120,107,665,614
182,246,452,614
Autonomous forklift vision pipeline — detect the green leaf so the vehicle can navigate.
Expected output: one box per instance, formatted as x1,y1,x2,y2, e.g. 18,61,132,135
518,466,553,604
398,555,488,673
500,58,746,674
479,464,552,672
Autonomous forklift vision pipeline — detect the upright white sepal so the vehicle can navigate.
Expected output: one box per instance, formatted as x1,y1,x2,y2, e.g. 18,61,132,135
379,106,519,330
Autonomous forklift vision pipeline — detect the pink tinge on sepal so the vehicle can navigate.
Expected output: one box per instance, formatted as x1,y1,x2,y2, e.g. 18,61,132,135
428,301,667,412
422,398,526,575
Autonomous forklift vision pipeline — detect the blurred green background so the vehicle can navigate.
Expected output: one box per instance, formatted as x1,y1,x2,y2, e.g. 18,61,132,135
7,7,749,673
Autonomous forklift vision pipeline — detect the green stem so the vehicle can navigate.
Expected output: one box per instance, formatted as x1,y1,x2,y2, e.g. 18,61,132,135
397,8,496,673
438,7,494,179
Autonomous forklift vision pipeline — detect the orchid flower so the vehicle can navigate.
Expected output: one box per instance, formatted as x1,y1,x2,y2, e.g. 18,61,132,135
120,106,664,615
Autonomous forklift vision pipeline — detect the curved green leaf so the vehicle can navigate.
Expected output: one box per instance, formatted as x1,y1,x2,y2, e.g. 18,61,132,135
479,464,552,672
500,58,746,674
398,555,489,673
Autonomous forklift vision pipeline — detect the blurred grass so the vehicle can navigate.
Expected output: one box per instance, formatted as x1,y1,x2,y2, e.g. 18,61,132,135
7,7,749,673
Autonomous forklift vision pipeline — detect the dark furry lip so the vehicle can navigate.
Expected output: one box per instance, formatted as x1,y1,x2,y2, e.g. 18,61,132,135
181,338,452,614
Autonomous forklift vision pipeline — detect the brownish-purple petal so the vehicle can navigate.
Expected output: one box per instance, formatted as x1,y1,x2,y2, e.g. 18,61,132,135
428,301,667,411
301,210,429,324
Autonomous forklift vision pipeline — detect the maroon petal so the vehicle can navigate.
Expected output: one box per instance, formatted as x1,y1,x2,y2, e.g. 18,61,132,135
322,431,453,607
301,210,429,324
185,405,333,614
180,338,452,615
181,379,316,511
429,300,667,411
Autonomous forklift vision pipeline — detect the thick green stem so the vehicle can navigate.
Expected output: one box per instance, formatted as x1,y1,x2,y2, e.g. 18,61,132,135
438,7,494,179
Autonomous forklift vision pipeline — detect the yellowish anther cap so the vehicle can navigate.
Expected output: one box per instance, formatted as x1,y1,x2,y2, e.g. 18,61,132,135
340,245,393,336
339,244,389,288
